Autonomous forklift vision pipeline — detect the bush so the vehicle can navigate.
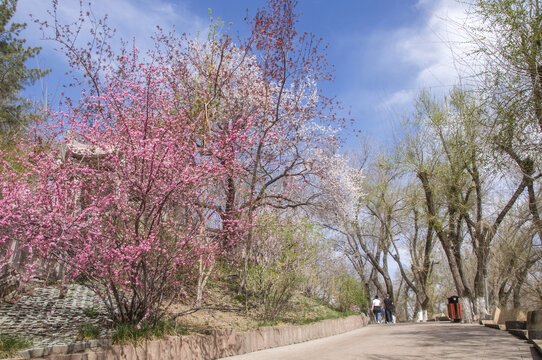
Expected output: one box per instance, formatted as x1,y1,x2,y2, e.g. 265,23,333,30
247,215,318,320
334,275,368,313
77,323,101,340
0,333,31,358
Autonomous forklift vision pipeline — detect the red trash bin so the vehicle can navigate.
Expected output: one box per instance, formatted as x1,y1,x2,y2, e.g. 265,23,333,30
447,295,462,322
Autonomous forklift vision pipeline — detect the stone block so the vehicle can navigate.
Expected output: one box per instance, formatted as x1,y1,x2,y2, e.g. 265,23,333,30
496,308,527,325
134,343,146,360
236,330,256,355
505,320,526,330
88,340,100,349
211,329,237,358
492,307,502,323
27,348,44,358
103,345,123,360
276,326,289,346
529,329,542,340
254,328,268,351
86,351,101,360
17,349,31,359
90,353,101,360
39,354,69,360
41,346,52,357
528,310,542,331
68,342,86,354
507,328,528,340
70,353,89,360
145,339,160,360
99,339,112,347
160,336,181,359
198,334,216,360
180,335,205,360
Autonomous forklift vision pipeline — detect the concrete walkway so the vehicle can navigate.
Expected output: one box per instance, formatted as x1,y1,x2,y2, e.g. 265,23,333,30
222,322,541,360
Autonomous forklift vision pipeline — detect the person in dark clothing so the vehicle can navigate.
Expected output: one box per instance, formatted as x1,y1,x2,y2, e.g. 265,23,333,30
383,294,394,323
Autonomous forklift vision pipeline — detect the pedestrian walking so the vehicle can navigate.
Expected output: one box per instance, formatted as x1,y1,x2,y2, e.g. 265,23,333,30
372,295,382,324
384,294,394,323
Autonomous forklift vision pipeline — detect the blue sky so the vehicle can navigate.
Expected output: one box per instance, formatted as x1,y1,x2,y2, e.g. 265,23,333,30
13,0,471,146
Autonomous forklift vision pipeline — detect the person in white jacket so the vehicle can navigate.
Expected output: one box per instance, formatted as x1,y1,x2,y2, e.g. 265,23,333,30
372,295,382,324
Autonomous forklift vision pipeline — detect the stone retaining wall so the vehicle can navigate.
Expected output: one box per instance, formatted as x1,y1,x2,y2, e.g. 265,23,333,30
482,307,528,330
18,314,367,360
497,308,527,325
482,307,542,341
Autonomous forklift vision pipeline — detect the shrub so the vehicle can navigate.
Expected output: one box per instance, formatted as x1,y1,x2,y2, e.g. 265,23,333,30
247,215,318,320
77,323,101,340
0,333,31,358
334,275,368,313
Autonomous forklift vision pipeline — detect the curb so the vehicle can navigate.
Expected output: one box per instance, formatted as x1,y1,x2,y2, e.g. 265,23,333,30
6,314,368,360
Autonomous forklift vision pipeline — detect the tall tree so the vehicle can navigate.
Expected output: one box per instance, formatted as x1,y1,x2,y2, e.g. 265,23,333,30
468,0,542,241
388,183,436,322
5,0,344,317
399,89,529,319
0,0,48,136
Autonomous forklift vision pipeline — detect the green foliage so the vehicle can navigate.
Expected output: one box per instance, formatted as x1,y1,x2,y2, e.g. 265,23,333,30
0,0,49,136
247,215,319,320
233,293,245,303
470,0,542,148
83,305,101,319
111,321,188,345
251,266,303,320
0,333,31,358
77,323,101,340
333,275,368,313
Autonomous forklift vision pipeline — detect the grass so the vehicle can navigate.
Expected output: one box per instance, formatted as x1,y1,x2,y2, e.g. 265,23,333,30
77,323,101,340
83,305,101,319
112,320,188,345
292,310,358,325
258,309,359,327
0,334,32,358
265,294,361,326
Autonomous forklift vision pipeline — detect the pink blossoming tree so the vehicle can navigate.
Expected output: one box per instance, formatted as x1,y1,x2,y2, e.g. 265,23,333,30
1,0,345,323
0,50,252,324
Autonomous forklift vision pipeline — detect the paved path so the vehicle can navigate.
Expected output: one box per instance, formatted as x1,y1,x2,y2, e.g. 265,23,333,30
0,284,108,347
223,322,541,360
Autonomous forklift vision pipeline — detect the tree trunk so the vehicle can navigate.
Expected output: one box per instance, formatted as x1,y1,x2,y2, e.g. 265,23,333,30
417,171,474,321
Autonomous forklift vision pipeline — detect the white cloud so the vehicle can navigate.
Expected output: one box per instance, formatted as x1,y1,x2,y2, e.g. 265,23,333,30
329,0,479,124
14,0,207,56
12,0,208,105
383,0,477,107
381,89,416,109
